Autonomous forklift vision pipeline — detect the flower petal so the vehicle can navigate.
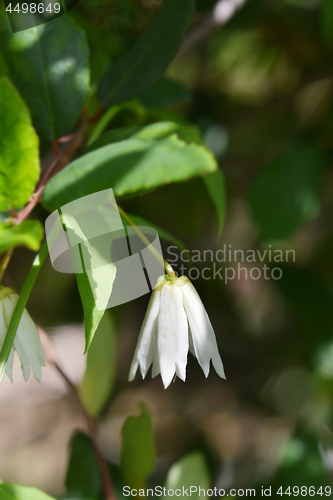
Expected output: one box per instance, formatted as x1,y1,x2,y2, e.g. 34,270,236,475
129,289,161,381
2,293,17,326
0,300,5,345
182,280,225,379
3,294,45,382
157,283,188,388
1,297,14,381
5,349,14,382
151,326,160,378
172,287,189,382
15,308,45,382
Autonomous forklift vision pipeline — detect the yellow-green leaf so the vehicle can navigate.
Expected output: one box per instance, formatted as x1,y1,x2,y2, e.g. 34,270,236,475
0,78,39,211
0,481,55,500
0,220,44,254
165,452,211,500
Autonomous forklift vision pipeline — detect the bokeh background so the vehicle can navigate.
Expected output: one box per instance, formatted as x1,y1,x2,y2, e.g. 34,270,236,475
1,0,333,497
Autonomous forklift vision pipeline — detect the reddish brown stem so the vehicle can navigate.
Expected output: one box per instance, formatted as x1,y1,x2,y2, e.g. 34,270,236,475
52,139,62,158
16,120,89,224
89,105,106,124
39,329,116,500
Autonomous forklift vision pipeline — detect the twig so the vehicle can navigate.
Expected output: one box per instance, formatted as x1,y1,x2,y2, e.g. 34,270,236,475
52,139,62,158
16,120,89,225
173,0,249,64
89,105,106,124
39,328,116,500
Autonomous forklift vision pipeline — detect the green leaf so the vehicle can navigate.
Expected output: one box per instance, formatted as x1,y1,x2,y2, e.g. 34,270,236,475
0,15,90,140
138,78,191,109
65,432,102,500
0,77,39,211
79,311,116,417
203,169,226,237
0,481,55,500
121,404,155,490
87,121,203,152
121,213,186,251
42,134,217,211
321,0,333,44
98,0,195,105
0,52,10,79
0,220,44,254
62,210,117,353
248,146,324,241
87,101,146,147
77,271,105,354
165,451,211,499
107,464,129,500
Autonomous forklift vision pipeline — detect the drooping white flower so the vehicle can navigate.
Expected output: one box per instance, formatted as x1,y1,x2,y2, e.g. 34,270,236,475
0,287,45,382
129,275,225,388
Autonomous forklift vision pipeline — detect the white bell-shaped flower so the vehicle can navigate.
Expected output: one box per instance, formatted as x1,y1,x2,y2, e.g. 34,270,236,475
129,275,225,388
0,287,45,382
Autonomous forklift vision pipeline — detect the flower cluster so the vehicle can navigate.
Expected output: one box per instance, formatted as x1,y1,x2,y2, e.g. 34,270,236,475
129,275,225,388
0,287,45,382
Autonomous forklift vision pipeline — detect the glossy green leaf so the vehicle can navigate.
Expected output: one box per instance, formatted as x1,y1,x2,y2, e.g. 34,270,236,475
42,134,216,211
122,213,186,251
0,481,55,500
79,311,116,417
0,15,90,140
203,169,227,237
65,432,102,500
0,220,43,254
121,404,155,490
248,146,324,241
87,121,203,152
98,0,195,105
165,451,210,499
0,77,39,211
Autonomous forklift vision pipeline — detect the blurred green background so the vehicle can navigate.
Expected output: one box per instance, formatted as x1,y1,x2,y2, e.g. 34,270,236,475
1,0,333,497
